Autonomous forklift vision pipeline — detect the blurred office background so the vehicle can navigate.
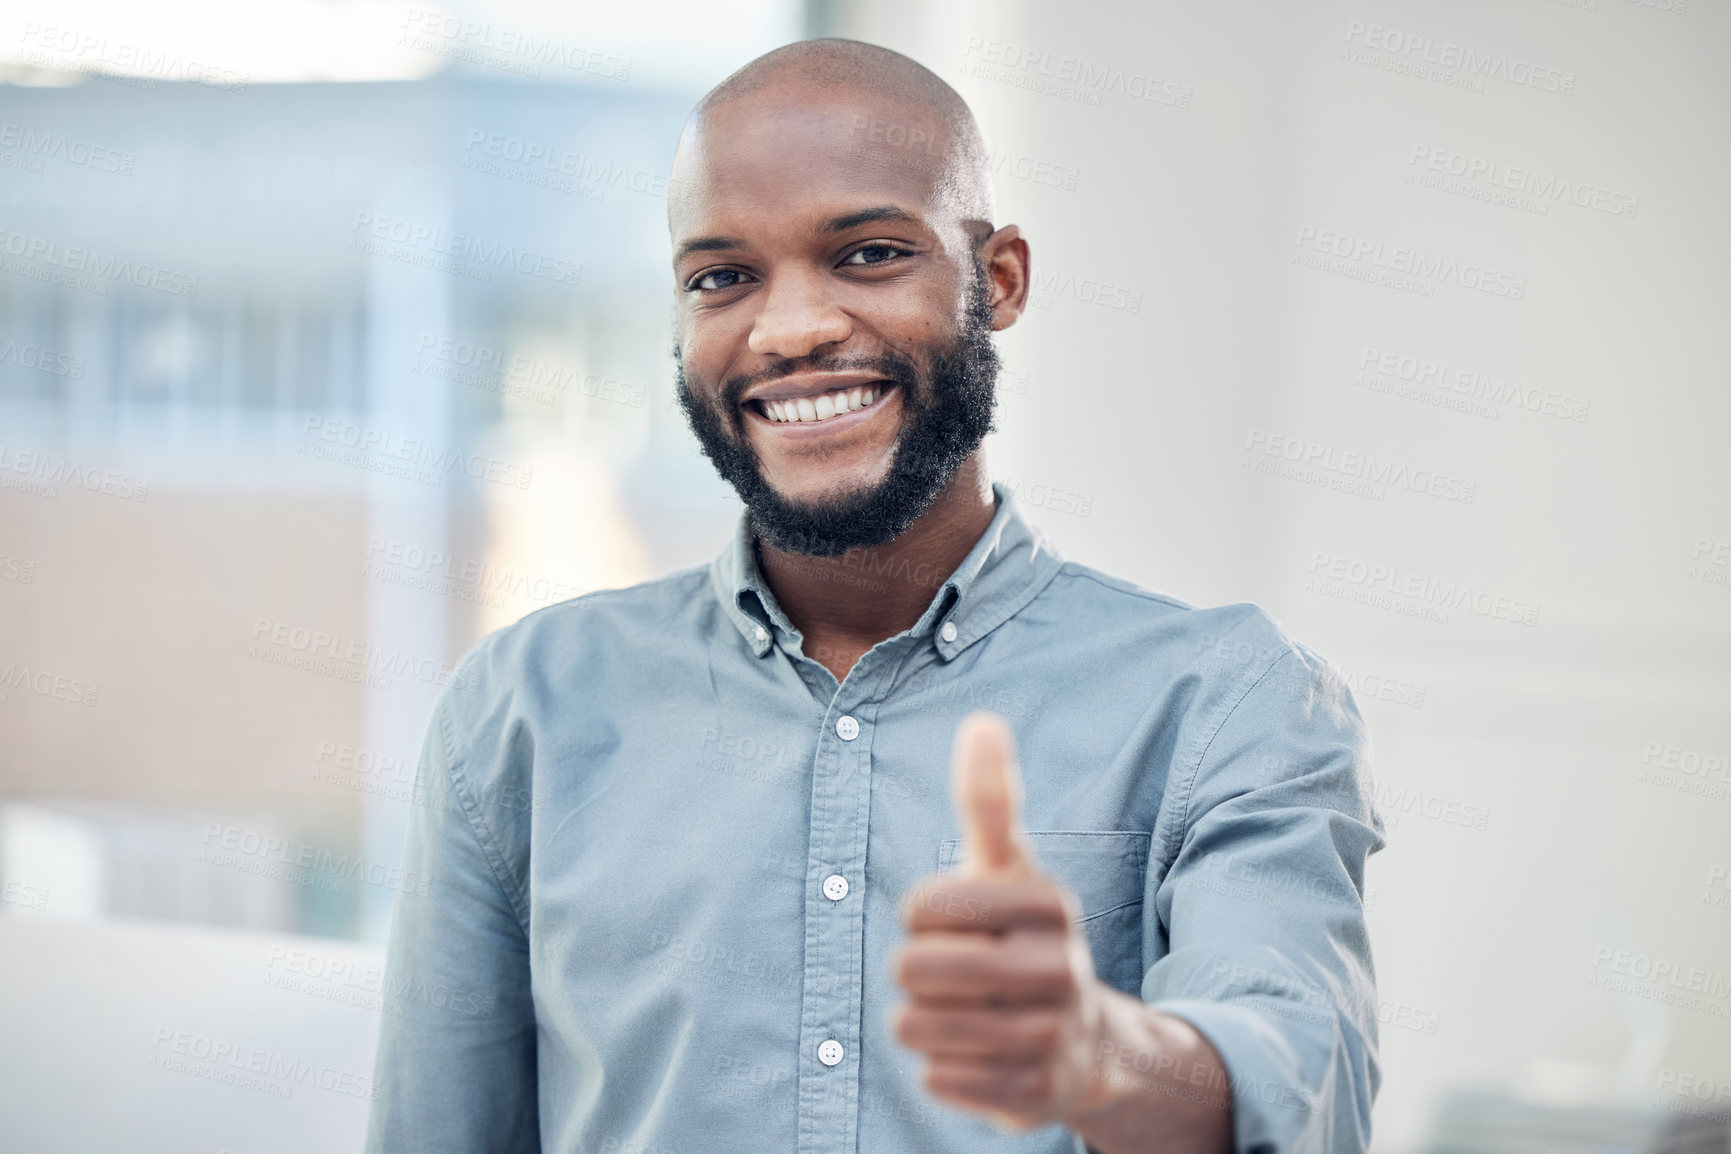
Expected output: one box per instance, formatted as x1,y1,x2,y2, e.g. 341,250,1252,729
0,0,1727,1150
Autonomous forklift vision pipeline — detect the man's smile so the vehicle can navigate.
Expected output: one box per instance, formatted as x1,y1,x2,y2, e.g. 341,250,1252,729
741,379,902,438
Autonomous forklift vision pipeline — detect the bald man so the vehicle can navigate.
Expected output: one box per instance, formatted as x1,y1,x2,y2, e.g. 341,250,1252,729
366,39,1384,1154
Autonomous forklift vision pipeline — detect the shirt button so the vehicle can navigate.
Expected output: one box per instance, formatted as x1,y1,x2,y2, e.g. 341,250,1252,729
754,626,768,642
822,874,849,901
817,1039,845,1066
835,715,859,741
940,621,958,643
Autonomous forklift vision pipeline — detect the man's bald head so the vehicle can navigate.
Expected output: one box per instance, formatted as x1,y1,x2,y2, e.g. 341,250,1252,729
672,38,995,237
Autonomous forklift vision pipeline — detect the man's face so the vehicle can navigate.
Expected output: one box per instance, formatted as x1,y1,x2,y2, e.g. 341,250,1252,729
669,90,1002,556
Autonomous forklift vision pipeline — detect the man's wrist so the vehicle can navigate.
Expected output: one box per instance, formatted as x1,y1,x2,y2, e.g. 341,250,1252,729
1058,985,1236,1154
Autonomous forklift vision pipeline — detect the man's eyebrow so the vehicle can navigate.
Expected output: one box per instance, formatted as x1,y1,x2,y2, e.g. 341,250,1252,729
673,235,745,263
821,205,921,233
673,207,922,263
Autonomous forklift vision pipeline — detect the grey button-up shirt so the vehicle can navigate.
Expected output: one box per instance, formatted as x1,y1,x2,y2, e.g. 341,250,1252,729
365,483,1385,1154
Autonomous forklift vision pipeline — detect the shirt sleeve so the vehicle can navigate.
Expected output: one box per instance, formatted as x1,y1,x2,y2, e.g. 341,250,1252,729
1143,643,1387,1154
364,659,541,1154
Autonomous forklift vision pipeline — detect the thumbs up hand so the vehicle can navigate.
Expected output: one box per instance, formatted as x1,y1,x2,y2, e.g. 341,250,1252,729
891,711,1112,1130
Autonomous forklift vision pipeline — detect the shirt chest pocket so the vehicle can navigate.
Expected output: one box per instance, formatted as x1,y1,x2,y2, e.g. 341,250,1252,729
936,830,1152,996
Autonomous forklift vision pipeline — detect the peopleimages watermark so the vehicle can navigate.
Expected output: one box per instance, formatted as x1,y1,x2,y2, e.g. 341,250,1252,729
699,728,799,773
644,927,806,995
247,616,480,695
15,22,249,91
398,8,631,81
0,546,33,581
1334,665,1426,709
0,227,199,299
1243,428,1478,504
1354,345,1590,424
262,944,498,1020
1655,1068,1729,1123
2,880,50,910
0,662,100,707
1304,551,1541,627
311,738,545,817
983,146,1082,192
1091,1042,1322,1117
348,212,582,287
902,664,1036,722
710,1051,796,1106
1688,536,1729,589
1341,20,1575,96
1293,225,1526,301
460,130,666,203
957,37,1193,111
1637,740,1731,804
0,337,84,378
1587,948,1731,1018
1206,959,1333,1027
1000,476,1093,516
198,822,431,898
364,535,583,610
147,1027,376,1100
1191,631,1428,709
1625,0,1688,15
1406,145,1639,220
412,334,646,409
747,524,955,593
0,120,134,176
1190,851,1366,911
695,737,808,798
297,415,534,490
848,113,942,159
0,443,148,503
1028,266,1142,313
1705,864,1731,914
1372,781,1490,832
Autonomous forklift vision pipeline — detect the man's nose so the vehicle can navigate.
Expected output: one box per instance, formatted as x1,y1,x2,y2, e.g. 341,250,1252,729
747,272,852,360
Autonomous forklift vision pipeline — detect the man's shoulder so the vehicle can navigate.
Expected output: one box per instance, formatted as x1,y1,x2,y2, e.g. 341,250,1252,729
1045,559,1314,667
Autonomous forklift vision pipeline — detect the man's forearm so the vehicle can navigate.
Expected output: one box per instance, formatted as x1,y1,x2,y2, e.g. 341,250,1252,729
1061,987,1236,1154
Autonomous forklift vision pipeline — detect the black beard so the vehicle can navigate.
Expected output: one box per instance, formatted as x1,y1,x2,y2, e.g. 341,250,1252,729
674,266,1000,558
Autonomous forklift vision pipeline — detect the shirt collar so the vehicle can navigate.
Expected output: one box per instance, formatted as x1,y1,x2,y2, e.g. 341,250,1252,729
708,482,1065,661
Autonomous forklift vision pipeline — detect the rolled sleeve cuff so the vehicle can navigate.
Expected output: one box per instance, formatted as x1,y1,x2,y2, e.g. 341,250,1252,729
1148,998,1330,1154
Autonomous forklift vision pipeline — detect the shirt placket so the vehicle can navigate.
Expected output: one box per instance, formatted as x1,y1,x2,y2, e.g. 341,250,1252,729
795,650,893,1154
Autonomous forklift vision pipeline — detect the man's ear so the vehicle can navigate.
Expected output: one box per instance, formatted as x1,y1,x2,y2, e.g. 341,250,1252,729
977,224,1030,331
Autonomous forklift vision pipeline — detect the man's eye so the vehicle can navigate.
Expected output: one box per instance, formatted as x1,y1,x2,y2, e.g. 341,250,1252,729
692,269,750,292
842,245,906,267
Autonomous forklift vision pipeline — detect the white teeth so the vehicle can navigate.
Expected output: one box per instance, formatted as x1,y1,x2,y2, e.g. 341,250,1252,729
760,385,886,422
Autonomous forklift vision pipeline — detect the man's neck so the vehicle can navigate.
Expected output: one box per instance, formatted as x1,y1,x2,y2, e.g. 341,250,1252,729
756,455,996,682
